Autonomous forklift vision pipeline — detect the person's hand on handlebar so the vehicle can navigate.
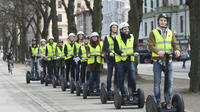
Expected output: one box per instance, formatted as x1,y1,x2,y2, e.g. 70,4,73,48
109,53,114,57
121,53,126,57
87,54,91,58
134,52,139,57
175,50,180,58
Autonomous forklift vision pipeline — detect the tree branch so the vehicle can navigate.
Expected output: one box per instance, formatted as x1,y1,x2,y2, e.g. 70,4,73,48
84,0,93,13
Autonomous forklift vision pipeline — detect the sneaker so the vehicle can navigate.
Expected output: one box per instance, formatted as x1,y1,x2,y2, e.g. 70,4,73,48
166,104,172,109
157,101,162,109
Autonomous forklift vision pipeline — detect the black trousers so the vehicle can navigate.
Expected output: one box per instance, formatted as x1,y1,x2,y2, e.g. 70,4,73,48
65,58,75,82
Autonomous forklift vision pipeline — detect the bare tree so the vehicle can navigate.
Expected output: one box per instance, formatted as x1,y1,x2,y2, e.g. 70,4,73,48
62,0,77,34
186,0,200,92
128,0,143,75
84,0,103,37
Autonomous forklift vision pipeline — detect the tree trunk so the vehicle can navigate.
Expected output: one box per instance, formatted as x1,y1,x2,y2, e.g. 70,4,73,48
186,0,200,92
2,24,8,61
35,9,42,42
51,0,59,42
92,0,103,37
128,0,143,75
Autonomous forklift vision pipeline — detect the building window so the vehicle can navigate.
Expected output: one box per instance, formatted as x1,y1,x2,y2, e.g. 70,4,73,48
180,0,183,5
58,14,62,22
151,21,154,30
145,22,147,36
163,0,168,7
180,16,183,33
144,0,147,13
151,0,153,11
77,2,81,9
58,28,62,36
157,0,159,7
58,1,62,8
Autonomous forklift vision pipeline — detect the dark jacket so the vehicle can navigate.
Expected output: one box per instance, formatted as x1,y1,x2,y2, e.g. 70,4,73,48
6,52,13,60
103,33,115,61
29,44,39,59
114,32,139,56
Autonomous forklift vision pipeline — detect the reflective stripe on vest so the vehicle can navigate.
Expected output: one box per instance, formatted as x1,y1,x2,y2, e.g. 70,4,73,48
80,45,87,62
47,42,57,61
152,29,173,57
40,46,46,55
75,42,79,56
65,42,74,60
115,34,135,62
87,41,104,64
31,45,39,56
57,46,65,57
106,35,115,53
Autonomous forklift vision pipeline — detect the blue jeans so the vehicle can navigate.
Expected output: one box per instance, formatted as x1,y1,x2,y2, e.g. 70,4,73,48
31,58,40,77
47,60,58,80
41,60,47,77
117,62,136,94
89,71,100,91
80,62,87,83
75,61,80,82
153,61,173,102
107,60,116,91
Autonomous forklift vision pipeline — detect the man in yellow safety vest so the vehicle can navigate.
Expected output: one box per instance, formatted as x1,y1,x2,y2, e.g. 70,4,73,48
148,13,180,109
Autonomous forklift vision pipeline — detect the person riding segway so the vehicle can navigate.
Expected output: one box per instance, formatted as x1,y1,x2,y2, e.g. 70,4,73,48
26,38,40,83
52,40,65,88
146,13,184,112
39,39,47,84
100,22,118,104
45,36,57,86
82,32,104,99
62,33,76,91
113,22,145,109
76,35,90,96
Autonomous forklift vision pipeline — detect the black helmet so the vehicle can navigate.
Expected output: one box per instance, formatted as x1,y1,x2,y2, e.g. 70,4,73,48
157,13,168,21
32,38,36,41
84,35,89,39
58,40,63,43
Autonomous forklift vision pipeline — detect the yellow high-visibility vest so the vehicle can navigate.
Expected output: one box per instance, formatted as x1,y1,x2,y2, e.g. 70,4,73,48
152,29,173,57
115,34,135,62
31,45,39,56
87,41,104,64
46,42,57,61
65,42,74,60
106,34,115,53
80,45,87,62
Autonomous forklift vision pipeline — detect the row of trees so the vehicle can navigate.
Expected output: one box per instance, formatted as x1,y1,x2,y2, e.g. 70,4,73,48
0,0,199,92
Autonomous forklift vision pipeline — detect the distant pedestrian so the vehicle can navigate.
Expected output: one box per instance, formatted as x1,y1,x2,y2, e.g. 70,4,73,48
181,48,189,69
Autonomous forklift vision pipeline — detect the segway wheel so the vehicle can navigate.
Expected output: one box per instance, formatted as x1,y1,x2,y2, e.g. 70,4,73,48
100,83,108,104
137,88,145,108
83,83,88,99
70,79,75,94
45,76,48,86
172,93,185,112
61,77,66,91
146,95,158,112
76,81,81,96
26,71,30,84
40,71,44,84
114,88,121,109
52,77,56,88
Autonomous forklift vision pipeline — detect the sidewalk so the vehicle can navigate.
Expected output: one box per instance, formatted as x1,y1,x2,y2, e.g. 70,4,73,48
3,60,199,112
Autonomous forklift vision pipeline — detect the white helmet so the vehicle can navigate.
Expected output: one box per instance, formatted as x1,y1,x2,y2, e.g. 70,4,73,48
41,39,46,43
68,33,75,37
90,32,99,38
49,36,54,40
109,22,118,28
119,22,129,29
77,31,84,35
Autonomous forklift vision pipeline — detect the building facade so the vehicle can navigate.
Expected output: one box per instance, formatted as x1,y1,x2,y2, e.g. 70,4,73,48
140,0,190,50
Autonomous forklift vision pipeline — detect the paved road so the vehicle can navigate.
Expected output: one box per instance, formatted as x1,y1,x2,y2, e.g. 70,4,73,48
0,61,145,112
138,61,191,79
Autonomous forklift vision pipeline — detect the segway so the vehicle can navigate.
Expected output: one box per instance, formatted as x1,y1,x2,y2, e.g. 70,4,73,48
26,56,41,84
82,55,103,99
76,70,90,96
146,53,185,112
113,54,145,109
52,56,65,88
